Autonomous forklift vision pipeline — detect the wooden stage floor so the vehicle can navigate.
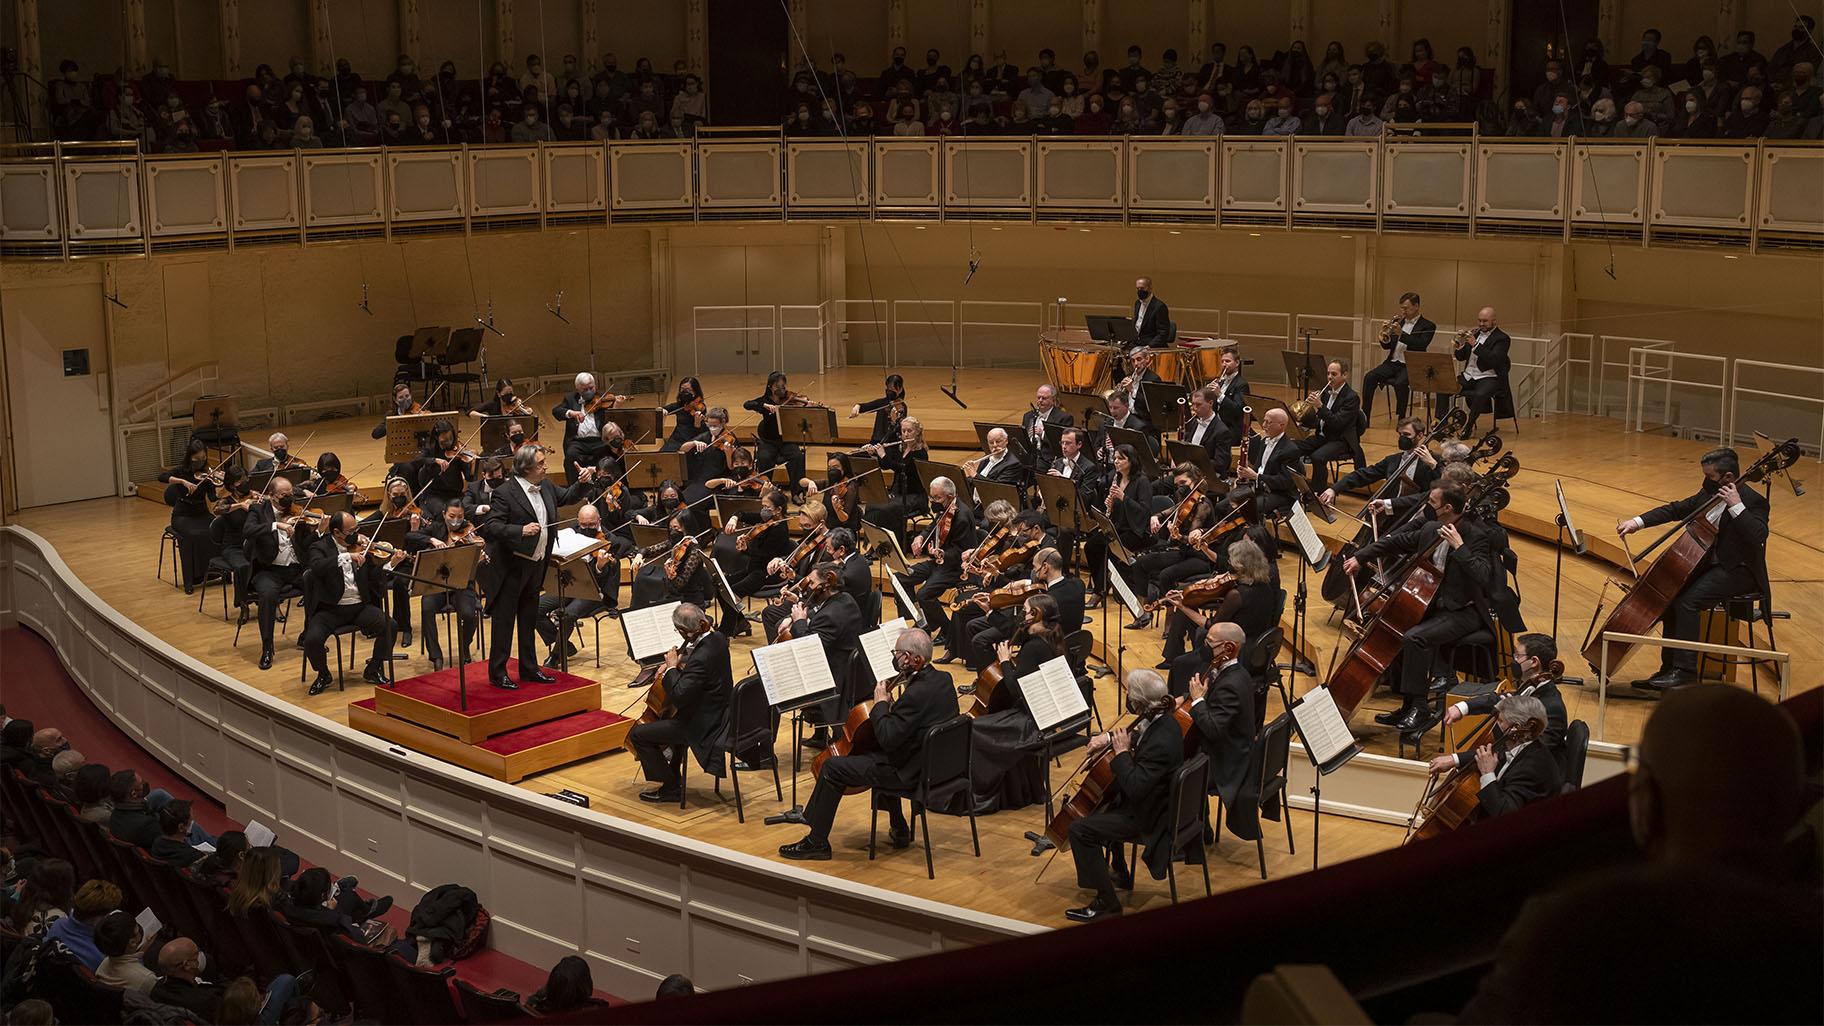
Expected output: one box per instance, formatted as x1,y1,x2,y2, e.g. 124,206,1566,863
12,368,1819,927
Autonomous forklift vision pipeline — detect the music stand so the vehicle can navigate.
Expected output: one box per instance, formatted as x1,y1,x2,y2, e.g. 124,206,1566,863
714,495,764,530
972,479,1023,514
542,533,609,673
1054,392,1109,435
859,521,909,574
355,517,411,548
307,492,355,518
1406,351,1459,424
382,412,447,464
1106,426,1158,477
846,456,891,505
189,395,241,454
1033,474,1086,538
621,451,688,493
779,407,838,451
402,544,484,708
913,458,968,496
606,408,663,448
1163,439,1217,480
1287,689,1364,871
629,523,671,549
480,415,540,453
1083,314,1123,342
1551,479,1584,641
1140,382,1190,433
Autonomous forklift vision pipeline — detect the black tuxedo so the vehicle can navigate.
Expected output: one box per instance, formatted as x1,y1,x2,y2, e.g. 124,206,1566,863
1474,741,1563,819
630,630,733,789
1454,677,1568,772
1363,314,1438,420
1240,432,1307,516
838,552,875,621
300,535,395,676
1020,407,1073,465
1354,518,1495,697
1333,448,1437,497
1130,296,1171,346
898,501,978,637
243,501,318,652
1069,710,1186,906
479,474,590,679
1455,327,1513,432
1213,373,1249,436
1126,370,1165,421
1180,413,1231,472
800,663,958,840
1297,383,1365,490
551,391,613,475
1192,662,1256,813
973,451,1029,490
1639,481,1771,674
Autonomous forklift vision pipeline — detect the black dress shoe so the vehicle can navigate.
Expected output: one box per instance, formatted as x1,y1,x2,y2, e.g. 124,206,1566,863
362,663,390,686
1373,707,1405,726
522,668,558,684
935,652,960,665
1635,668,1697,690
638,787,681,804
398,628,413,648
1393,703,1430,732
887,825,913,850
183,583,195,596
725,621,752,638
429,656,444,673
490,674,519,690
802,731,831,751
258,649,274,671
236,607,252,627
956,682,976,695
1126,614,1152,630
307,672,334,696
1154,660,1173,670
778,837,833,861
1063,902,1121,923
1427,676,1457,699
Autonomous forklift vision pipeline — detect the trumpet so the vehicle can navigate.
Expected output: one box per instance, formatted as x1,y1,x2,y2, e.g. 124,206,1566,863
1454,327,1476,347
1378,315,1402,343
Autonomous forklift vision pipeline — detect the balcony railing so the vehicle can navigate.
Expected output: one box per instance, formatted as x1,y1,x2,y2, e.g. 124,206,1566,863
2,135,1819,259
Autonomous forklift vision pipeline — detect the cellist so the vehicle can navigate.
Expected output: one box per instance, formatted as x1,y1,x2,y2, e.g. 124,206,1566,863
627,603,732,805
1063,669,1184,923
778,628,956,863
1428,633,1568,777
1425,693,1562,821
1614,447,1770,691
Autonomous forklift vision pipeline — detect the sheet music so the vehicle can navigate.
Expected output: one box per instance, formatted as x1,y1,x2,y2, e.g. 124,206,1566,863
550,528,601,561
1286,503,1330,566
889,573,922,626
1291,686,1355,766
1105,559,1144,619
622,601,684,661
1021,655,1090,732
859,618,908,681
709,557,741,609
1554,479,1584,551
752,635,839,707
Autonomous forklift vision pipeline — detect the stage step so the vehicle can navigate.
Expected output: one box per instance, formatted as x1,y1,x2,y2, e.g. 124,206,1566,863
351,701,632,783
370,661,601,743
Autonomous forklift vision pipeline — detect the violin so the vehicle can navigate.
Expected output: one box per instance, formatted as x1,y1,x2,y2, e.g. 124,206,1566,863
951,577,1042,614
734,514,783,552
584,391,629,414
1044,700,1196,849
933,502,956,549
211,492,255,516
773,523,828,582
663,535,703,582
1143,572,1237,613
812,667,915,793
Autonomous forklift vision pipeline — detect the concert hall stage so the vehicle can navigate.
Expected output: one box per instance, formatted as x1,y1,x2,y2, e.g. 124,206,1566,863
349,661,632,782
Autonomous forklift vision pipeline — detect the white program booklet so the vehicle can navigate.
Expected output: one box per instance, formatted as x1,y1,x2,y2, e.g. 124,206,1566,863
135,907,162,939
243,820,276,848
1020,655,1091,732
621,601,685,661
752,634,839,707
1290,685,1356,766
858,618,908,681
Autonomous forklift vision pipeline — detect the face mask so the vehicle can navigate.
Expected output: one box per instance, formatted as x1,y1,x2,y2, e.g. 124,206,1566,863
1136,288,1149,300
1624,115,1640,125
1398,434,1418,452
1546,71,1559,81
1510,658,1528,679
892,650,916,673
1742,100,1757,112
939,111,952,121
1702,476,1722,493
272,448,288,462
1641,41,1657,52
1553,103,1567,115
447,518,468,532
277,494,295,509
1687,100,1699,112
1315,106,1329,116
1198,101,1212,112
1124,697,1149,716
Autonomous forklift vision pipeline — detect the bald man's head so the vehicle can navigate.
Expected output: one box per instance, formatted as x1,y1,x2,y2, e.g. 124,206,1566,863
1630,687,1805,871
1476,307,1497,331
158,937,201,977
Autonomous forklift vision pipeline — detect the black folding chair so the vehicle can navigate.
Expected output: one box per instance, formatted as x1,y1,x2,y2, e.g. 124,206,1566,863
870,716,981,879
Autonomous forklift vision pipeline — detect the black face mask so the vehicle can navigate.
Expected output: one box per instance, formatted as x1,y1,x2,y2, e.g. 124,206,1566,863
1398,434,1419,451
272,448,288,462
1136,288,1150,300
1701,477,1721,494
1510,658,1528,679
1125,697,1150,716
276,494,295,509
892,651,917,673
500,394,515,405
828,467,845,482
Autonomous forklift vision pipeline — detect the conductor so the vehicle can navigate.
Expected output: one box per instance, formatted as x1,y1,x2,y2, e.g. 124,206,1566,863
479,445,595,689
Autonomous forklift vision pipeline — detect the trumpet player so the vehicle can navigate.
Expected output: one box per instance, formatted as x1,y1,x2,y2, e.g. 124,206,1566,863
1361,291,1437,423
1293,359,1366,492
1453,307,1512,439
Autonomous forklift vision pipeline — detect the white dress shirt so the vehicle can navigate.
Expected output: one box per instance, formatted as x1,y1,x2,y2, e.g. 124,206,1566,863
1258,433,1281,469
1392,317,1417,362
575,402,600,439
270,520,298,566
1480,739,1531,788
1134,297,1153,333
335,542,363,605
519,477,551,561
1464,329,1498,380
1187,415,1215,446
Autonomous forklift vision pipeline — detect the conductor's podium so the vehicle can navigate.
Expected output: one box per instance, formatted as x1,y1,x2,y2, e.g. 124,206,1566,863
349,661,631,782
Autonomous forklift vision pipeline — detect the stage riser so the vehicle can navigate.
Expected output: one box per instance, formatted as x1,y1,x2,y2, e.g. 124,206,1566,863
350,701,632,783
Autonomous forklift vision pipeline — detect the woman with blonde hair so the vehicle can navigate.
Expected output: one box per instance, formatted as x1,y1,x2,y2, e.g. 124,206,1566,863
226,849,283,919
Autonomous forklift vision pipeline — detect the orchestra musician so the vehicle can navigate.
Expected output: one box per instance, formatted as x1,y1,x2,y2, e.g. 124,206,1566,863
365,476,424,650
940,500,1021,664
1614,447,1770,691
964,427,1028,490
1209,348,1250,443
962,543,1081,673
371,381,421,439
1360,291,1437,422
1095,444,1154,605
1428,693,1563,819
866,416,931,544
1130,465,1219,628
752,503,830,639
1021,385,1074,466
947,510,1053,668
1063,669,1185,922
245,477,318,671
850,373,908,446
210,464,257,616
1100,390,1153,443
1130,276,1171,348
628,603,732,804
660,376,706,452
1343,486,1496,735
1429,633,1569,778
1179,386,1230,473
894,477,978,644
745,371,812,500
159,440,220,593
778,628,956,862
553,372,621,480
302,512,406,696
1121,349,1165,423
729,489,796,597
629,511,714,613
1319,416,1437,508
465,458,507,514
1453,307,1511,438
304,452,362,504
1359,440,1474,524
1295,359,1367,492
783,565,865,748
800,453,861,529
470,378,536,422
964,592,1070,811
1233,408,1306,518
406,499,484,672
478,445,596,690
678,406,737,507
827,528,874,619
1186,622,1260,825
251,432,305,474
1159,538,1280,697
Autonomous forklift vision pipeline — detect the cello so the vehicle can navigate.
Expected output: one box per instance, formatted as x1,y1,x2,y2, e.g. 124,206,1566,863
811,667,915,795
1581,438,1800,676
1043,699,1197,850
1405,665,1559,842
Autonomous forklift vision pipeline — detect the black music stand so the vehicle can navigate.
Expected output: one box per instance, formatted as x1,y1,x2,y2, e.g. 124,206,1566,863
1033,475,1086,564
438,327,484,410
308,493,355,517
402,544,484,708
714,496,764,530
394,332,438,386
779,407,838,452
542,535,608,674
189,395,241,459
972,479,1023,515
1106,426,1158,475
1053,392,1110,435
1406,351,1458,425
1287,690,1364,871
913,458,968,496
606,408,663,448
622,451,688,493
1163,439,1217,480
846,456,891,505
480,415,540,453
859,521,910,575
1141,381,1190,433
629,523,671,549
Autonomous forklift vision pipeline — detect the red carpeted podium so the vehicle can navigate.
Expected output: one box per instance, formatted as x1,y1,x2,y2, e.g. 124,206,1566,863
349,661,632,783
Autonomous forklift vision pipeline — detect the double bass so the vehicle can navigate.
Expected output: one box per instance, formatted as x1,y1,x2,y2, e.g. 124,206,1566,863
1405,664,1559,842
1043,700,1197,850
1319,407,1468,606
811,668,915,795
1581,439,1800,676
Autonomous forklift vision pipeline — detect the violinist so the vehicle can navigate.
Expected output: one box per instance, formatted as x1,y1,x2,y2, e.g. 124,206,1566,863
1614,447,1770,691
1159,538,1279,696
251,432,305,474
964,427,1028,489
1021,385,1074,466
894,477,977,645
1452,307,1511,439
986,592,1069,715
744,371,811,500
471,378,537,424
965,593,1069,811
366,476,424,650
1318,417,1436,508
782,565,865,748
962,540,1078,672
553,372,618,480
1426,693,1562,820
1292,359,1366,493
939,499,1020,664
588,449,648,532
1186,622,1260,809
1429,633,1568,777
729,489,795,597
1063,669,1184,922
210,464,257,615
416,420,477,516
302,512,406,696
628,603,732,805
864,416,931,545
635,480,686,529
779,629,956,863
800,453,861,528
408,499,484,672
755,504,831,640
679,406,735,505
850,372,907,446
246,478,317,670
1130,465,1218,629
371,381,421,439
1342,486,1495,735
159,440,219,593
533,504,618,669
465,458,508,514
590,422,631,485
305,452,362,504
630,512,713,612
660,376,707,452
827,527,874,614
478,445,597,691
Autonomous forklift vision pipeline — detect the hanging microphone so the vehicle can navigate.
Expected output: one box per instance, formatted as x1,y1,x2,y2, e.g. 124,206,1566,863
963,256,981,285
358,282,374,316
103,291,129,310
546,290,570,323
476,300,505,337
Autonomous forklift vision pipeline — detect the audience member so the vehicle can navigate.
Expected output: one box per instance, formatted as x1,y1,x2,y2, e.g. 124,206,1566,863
92,910,158,994
72,762,113,823
21,728,67,789
149,800,204,867
655,973,696,998
150,938,226,1021
529,955,597,1013
1722,85,1771,136
43,879,120,968
7,858,74,936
